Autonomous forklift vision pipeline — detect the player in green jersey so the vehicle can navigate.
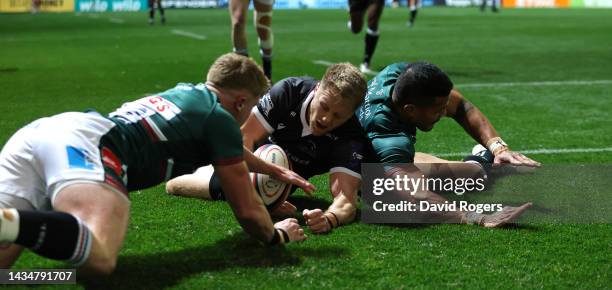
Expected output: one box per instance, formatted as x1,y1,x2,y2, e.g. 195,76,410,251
358,61,540,227
0,54,310,274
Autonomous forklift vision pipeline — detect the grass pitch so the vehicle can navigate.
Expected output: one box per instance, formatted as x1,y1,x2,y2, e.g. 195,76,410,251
1,7,611,289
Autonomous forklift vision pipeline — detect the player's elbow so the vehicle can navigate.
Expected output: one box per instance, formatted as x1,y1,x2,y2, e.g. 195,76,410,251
165,179,179,195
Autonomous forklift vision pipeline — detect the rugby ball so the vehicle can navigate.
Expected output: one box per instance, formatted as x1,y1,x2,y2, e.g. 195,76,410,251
251,144,292,211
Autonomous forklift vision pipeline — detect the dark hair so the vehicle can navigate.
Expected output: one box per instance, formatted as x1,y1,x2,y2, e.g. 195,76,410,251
392,61,453,106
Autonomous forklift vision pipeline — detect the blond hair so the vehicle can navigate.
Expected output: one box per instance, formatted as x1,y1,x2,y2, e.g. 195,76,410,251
206,53,270,98
319,63,367,108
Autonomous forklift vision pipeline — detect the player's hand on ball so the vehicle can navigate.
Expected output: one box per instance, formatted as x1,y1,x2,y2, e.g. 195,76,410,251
274,218,307,242
494,150,541,167
270,164,315,196
270,201,297,219
303,209,332,234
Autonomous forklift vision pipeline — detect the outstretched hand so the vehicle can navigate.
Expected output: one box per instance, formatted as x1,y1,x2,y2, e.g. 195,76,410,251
494,150,541,167
269,164,315,196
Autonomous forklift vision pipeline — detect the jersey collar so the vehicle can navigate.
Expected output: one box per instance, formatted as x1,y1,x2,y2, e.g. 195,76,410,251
300,89,315,137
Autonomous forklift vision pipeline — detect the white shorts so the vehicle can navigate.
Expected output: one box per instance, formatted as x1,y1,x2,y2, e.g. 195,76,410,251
0,112,120,210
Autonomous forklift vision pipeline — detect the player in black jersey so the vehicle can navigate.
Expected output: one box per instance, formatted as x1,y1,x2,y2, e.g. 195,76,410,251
167,63,368,234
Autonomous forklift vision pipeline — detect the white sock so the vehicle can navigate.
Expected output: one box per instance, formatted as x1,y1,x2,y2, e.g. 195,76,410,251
0,209,20,243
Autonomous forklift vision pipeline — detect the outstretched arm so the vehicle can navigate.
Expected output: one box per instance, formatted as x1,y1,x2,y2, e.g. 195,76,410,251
303,172,360,234
445,89,540,167
214,161,307,244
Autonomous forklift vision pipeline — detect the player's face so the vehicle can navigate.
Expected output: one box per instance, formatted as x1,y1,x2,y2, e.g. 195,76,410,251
404,95,449,132
309,88,356,136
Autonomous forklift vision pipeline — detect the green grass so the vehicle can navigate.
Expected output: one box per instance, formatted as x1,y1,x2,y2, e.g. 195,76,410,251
1,7,611,289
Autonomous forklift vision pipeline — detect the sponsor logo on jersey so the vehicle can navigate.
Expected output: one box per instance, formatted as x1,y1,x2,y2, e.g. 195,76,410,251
66,146,96,170
110,95,181,123
261,93,274,117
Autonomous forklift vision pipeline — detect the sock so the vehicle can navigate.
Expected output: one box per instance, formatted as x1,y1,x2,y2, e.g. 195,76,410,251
1,209,92,266
149,8,154,19
233,48,249,57
208,172,226,201
410,9,418,23
159,6,165,17
262,53,272,80
364,28,379,65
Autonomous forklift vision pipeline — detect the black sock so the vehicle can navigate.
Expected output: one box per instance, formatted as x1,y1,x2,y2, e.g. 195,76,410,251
159,6,164,17
262,55,272,80
15,210,92,265
364,30,379,65
410,10,418,23
208,172,226,201
149,9,154,19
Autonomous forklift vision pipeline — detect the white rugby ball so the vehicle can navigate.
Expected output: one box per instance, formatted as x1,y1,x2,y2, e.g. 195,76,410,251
251,144,292,211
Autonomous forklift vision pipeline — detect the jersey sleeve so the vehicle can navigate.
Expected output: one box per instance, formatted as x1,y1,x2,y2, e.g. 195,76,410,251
370,135,415,164
203,106,244,166
253,78,294,134
329,137,366,179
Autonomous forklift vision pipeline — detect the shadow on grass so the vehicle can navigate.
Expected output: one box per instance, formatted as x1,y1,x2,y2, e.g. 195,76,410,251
78,232,348,289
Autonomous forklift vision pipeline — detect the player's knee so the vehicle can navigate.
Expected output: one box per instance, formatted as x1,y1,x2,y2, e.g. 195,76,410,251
86,255,117,276
231,13,247,28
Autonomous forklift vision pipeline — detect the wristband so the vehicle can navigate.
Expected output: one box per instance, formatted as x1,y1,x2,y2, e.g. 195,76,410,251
278,228,290,243
486,137,509,156
268,229,281,245
325,212,339,228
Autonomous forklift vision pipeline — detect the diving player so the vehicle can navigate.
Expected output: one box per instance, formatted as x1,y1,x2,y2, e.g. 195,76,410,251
358,61,540,227
0,54,311,272
166,63,368,234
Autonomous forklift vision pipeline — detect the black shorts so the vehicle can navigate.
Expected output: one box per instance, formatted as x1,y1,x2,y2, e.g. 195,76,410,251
349,0,384,13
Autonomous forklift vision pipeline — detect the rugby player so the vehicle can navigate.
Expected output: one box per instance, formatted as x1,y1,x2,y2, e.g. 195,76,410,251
347,0,385,74
407,0,420,28
229,0,274,79
148,0,165,25
166,63,368,234
358,61,540,227
0,54,310,273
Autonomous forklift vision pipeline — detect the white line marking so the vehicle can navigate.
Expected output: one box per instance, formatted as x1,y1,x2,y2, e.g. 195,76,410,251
171,29,207,40
457,79,612,88
312,60,379,76
313,60,334,66
311,62,612,87
109,18,125,24
433,147,612,157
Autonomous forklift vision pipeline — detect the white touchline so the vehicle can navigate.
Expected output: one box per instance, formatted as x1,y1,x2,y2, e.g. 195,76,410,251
433,147,612,157
171,29,207,40
457,80,612,88
312,60,612,87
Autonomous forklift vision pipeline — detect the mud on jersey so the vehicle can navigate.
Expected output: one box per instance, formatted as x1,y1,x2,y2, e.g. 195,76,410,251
105,83,244,191
357,62,418,163
252,77,365,180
